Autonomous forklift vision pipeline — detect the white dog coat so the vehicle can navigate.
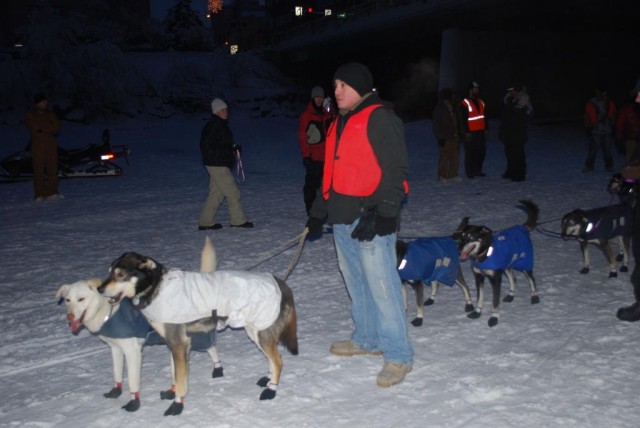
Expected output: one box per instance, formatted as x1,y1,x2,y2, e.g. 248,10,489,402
140,270,282,331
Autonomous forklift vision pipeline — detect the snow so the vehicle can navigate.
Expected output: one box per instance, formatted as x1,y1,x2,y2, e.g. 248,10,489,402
1,60,639,428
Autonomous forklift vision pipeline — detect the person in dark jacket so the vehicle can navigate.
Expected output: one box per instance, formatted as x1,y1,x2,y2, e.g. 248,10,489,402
432,87,462,183
305,62,413,388
25,93,62,201
615,90,640,161
298,86,334,214
198,98,253,230
500,84,533,182
617,85,640,322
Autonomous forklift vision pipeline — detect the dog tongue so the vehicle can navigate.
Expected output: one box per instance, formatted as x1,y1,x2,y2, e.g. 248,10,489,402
69,319,82,333
460,250,469,261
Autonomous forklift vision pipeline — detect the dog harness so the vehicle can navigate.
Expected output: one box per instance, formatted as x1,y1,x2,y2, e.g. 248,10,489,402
398,237,460,286
140,270,282,331
97,298,151,339
581,204,632,241
473,225,533,271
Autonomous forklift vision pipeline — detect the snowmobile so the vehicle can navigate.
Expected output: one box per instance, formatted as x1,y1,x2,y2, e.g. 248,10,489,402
0,129,130,182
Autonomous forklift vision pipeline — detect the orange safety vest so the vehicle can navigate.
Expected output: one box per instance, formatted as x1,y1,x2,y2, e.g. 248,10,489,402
461,98,486,131
322,105,383,199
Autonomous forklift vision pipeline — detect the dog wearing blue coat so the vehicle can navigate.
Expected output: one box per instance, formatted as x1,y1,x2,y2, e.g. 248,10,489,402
396,236,473,326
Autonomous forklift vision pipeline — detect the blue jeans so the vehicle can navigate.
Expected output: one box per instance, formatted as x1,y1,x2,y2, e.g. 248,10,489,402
333,221,413,365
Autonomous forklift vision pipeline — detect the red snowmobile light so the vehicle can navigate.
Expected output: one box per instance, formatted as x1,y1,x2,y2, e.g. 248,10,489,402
101,153,115,160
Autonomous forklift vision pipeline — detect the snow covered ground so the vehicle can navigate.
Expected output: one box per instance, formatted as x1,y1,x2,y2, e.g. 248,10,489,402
1,106,639,427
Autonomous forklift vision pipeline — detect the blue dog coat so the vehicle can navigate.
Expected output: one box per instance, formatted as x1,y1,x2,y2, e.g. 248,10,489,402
98,298,151,339
473,225,533,271
98,298,216,351
397,237,460,286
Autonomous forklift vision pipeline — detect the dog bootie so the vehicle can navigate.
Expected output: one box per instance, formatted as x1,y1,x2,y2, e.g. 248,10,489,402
617,302,640,322
376,362,412,388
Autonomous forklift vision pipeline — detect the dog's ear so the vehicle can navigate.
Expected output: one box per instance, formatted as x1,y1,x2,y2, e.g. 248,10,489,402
55,284,69,304
452,217,469,239
87,278,101,291
138,257,157,271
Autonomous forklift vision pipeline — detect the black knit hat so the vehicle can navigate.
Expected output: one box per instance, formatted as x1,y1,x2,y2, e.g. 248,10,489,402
333,62,373,96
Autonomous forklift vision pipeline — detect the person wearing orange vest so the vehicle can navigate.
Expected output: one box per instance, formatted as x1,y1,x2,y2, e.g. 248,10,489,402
305,62,413,387
583,87,616,172
458,81,488,178
298,86,334,214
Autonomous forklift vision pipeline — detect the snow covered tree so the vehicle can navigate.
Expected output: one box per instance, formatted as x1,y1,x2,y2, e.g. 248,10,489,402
163,0,214,51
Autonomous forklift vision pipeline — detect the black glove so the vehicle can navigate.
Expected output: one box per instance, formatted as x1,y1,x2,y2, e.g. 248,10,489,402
305,217,324,241
375,215,397,237
303,157,312,168
351,209,377,241
437,139,445,147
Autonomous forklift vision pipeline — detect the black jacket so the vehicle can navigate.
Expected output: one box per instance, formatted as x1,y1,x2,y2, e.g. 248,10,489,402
309,92,408,225
200,115,235,168
500,94,530,143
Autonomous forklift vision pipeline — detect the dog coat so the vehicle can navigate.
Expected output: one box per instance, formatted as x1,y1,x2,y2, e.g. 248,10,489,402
398,237,460,286
140,270,282,331
581,204,632,241
99,298,217,351
98,298,152,339
473,225,533,271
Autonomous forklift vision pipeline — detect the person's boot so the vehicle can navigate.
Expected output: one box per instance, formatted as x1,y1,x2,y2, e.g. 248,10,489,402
616,301,640,321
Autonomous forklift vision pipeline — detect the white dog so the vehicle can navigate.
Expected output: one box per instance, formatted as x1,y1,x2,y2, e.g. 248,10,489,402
55,244,222,412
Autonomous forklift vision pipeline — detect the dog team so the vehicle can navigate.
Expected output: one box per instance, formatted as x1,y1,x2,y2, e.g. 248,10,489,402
55,60,636,416
54,183,635,416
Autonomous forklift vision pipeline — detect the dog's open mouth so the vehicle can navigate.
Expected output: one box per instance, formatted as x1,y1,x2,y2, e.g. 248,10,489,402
68,310,86,335
460,242,478,261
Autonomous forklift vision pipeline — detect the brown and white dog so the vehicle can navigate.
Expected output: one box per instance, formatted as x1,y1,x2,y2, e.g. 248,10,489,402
98,237,298,416
560,203,632,277
55,243,222,412
454,200,540,327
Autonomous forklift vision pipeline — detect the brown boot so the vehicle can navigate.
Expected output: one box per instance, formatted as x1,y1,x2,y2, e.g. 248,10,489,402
376,362,412,387
329,340,382,356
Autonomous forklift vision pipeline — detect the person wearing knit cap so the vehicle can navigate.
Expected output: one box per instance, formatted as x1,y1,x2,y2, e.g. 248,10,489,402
458,81,489,178
25,93,62,201
305,62,413,387
298,86,335,214
198,98,253,230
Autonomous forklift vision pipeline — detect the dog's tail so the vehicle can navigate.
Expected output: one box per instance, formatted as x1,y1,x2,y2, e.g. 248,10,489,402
275,277,298,355
518,200,539,231
201,237,217,273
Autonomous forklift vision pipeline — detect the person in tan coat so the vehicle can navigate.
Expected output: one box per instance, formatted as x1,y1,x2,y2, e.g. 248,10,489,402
25,93,61,201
